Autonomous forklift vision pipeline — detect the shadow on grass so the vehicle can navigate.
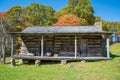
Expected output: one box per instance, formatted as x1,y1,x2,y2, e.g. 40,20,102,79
110,52,120,59
41,60,60,65
16,60,60,66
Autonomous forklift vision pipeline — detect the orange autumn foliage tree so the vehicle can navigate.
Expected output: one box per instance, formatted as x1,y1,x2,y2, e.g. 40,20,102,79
0,12,8,17
53,14,82,26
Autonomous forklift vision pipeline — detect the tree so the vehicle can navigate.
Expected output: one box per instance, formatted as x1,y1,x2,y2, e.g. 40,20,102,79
75,0,95,25
0,12,11,64
53,14,82,26
101,19,120,34
56,0,95,25
95,16,101,22
25,3,56,26
6,3,57,31
7,6,23,31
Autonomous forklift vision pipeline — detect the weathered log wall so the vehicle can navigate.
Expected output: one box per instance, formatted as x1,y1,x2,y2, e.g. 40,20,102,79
44,35,75,56
21,34,104,57
21,35,41,56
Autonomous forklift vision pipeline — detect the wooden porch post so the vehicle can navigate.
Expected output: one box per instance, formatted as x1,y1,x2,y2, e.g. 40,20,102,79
41,35,44,58
11,34,14,57
10,34,16,67
106,38,110,58
75,34,77,58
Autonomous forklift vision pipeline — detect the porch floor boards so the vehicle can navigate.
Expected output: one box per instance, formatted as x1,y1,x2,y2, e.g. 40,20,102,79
12,55,110,61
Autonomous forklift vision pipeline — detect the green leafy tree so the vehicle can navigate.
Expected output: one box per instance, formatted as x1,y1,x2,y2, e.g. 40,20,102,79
6,3,56,31
7,6,23,31
95,16,101,22
25,3,56,26
101,20,120,34
75,0,94,25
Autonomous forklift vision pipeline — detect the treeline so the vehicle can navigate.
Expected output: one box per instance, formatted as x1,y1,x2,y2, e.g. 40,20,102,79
0,0,120,33
5,3,56,32
102,21,120,34
95,16,120,34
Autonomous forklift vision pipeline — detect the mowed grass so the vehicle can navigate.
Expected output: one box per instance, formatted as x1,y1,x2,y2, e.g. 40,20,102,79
0,43,120,80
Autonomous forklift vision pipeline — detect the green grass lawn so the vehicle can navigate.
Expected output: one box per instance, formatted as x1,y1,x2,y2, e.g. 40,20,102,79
0,43,120,80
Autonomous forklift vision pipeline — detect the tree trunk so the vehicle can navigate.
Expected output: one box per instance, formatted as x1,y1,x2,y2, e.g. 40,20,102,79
1,37,6,64
0,17,6,64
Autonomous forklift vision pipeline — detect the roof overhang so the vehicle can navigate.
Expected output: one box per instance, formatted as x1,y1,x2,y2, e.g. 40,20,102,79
8,32,112,35
7,26,113,35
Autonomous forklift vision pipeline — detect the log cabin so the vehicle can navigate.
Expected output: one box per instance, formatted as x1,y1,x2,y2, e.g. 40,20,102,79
9,25,112,65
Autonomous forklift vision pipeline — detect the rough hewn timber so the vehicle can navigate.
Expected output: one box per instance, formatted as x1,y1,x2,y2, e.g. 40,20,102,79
10,58,15,67
12,55,110,61
75,34,77,58
61,60,67,65
41,35,44,57
11,34,14,57
107,38,110,58
35,60,41,66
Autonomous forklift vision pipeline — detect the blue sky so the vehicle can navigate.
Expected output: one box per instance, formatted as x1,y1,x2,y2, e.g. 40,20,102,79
0,0,120,22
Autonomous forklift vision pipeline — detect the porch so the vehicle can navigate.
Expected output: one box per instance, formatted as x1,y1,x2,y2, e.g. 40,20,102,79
12,55,110,61
9,26,111,66
10,33,110,64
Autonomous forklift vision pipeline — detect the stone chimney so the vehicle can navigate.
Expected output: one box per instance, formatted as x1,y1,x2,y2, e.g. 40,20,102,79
94,22,102,30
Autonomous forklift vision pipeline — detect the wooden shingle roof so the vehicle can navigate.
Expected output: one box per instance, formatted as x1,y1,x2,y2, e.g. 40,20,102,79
21,26,105,34
8,26,112,34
